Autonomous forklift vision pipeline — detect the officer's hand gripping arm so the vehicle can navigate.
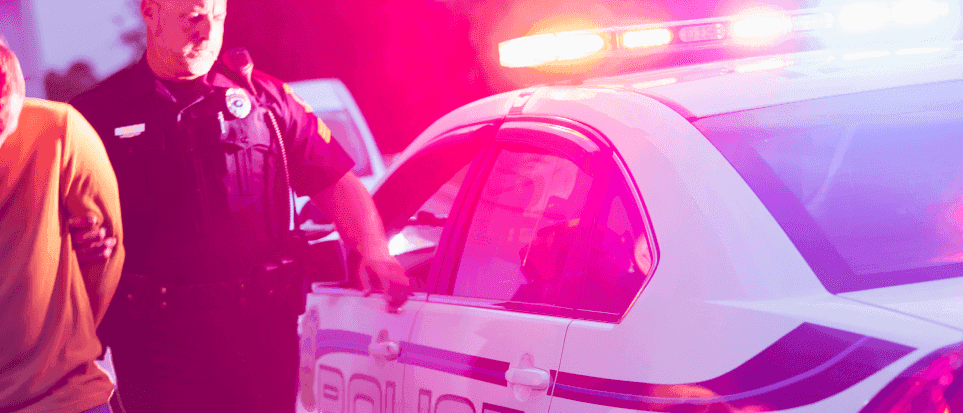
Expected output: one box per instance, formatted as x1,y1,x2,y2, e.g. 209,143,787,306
62,106,125,326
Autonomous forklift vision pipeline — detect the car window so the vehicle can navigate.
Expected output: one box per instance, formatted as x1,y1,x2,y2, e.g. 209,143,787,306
387,164,472,291
579,171,652,316
375,126,491,292
696,81,963,293
451,144,594,307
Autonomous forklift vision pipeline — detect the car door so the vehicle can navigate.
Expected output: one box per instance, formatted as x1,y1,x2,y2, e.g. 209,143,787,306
297,124,494,413
402,121,611,413
298,282,419,413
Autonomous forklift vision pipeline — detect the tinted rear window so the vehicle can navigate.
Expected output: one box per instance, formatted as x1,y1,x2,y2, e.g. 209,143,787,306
695,81,963,293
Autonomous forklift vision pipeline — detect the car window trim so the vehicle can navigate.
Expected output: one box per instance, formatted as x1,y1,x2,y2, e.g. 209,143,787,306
432,120,612,319
566,157,660,323
420,123,500,295
365,123,498,295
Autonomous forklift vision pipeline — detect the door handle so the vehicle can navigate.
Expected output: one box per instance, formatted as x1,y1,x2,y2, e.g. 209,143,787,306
505,367,550,390
368,340,400,362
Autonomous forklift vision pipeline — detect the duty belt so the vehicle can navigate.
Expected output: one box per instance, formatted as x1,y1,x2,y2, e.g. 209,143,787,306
128,259,301,312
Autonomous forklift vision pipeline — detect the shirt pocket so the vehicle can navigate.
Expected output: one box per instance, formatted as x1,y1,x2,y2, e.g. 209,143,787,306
215,106,276,197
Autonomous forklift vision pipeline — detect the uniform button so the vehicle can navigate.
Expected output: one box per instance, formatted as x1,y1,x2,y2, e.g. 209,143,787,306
160,287,168,295
160,301,168,309
268,289,275,296
126,293,135,301
239,282,246,290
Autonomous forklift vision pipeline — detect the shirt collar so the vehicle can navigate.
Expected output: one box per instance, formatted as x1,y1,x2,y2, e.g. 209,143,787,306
123,55,223,104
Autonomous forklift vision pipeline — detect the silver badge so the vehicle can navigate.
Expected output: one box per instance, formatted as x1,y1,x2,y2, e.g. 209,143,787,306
225,88,252,119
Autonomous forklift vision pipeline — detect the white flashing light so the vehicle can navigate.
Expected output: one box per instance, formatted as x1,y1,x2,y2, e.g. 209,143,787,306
499,34,558,68
498,32,605,68
623,28,673,49
839,3,892,32
892,0,949,25
732,14,793,39
556,32,607,60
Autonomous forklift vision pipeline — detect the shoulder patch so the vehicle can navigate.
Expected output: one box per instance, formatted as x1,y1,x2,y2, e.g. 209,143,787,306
318,118,332,144
283,83,314,114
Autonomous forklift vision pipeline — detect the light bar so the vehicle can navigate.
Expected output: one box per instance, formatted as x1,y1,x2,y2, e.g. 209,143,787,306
498,32,606,68
623,28,672,49
679,23,727,42
557,32,606,60
732,14,793,39
498,3,957,68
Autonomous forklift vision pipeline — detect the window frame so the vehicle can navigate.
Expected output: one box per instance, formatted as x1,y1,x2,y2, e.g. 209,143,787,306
567,155,661,323
429,118,615,319
372,122,498,296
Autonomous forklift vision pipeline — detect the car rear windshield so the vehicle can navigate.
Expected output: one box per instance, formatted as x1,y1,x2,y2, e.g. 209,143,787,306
694,81,963,293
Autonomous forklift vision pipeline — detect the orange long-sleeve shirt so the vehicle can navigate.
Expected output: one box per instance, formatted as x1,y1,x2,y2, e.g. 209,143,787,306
0,99,124,413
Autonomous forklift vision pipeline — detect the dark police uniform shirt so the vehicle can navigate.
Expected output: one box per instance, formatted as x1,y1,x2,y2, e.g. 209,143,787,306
71,57,355,284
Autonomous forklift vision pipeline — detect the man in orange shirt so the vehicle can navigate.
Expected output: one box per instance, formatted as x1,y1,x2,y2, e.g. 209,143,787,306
0,41,124,413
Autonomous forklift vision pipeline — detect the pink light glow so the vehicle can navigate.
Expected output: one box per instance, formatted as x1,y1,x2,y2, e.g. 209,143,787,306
731,6,792,47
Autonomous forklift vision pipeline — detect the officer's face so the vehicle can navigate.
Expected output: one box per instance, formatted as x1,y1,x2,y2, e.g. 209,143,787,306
0,49,25,148
143,0,226,80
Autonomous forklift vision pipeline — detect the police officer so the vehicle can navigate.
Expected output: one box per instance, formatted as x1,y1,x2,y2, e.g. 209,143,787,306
70,0,409,412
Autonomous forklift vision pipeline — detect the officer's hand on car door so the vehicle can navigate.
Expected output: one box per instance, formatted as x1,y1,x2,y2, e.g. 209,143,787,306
68,215,117,264
358,249,410,313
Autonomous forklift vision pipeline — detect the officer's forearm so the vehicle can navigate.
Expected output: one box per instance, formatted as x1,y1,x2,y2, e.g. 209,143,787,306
311,171,390,257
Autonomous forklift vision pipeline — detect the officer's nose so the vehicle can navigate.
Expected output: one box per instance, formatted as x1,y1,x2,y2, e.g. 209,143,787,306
193,17,213,43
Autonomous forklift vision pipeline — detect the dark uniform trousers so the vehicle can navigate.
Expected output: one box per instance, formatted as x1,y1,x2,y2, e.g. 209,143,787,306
110,298,299,413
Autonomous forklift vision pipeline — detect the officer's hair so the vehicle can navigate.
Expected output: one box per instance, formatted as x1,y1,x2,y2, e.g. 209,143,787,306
0,37,26,101
141,0,228,12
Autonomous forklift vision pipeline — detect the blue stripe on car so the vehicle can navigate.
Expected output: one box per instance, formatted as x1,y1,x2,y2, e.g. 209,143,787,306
400,342,510,387
314,329,371,359
313,323,913,411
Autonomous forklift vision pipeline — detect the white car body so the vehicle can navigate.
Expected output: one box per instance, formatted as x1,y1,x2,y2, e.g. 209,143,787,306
297,43,963,413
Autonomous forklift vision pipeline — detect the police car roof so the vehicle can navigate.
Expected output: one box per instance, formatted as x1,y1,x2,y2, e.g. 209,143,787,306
581,41,963,119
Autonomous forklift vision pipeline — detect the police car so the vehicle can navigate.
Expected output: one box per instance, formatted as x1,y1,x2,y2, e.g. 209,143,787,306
298,4,963,412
